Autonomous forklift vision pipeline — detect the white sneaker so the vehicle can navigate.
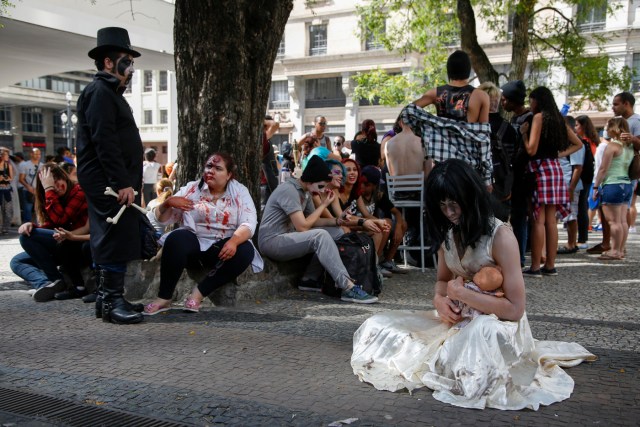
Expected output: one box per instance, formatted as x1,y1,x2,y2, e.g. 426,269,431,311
629,226,637,233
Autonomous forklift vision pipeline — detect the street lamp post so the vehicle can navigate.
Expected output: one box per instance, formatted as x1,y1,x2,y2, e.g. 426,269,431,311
60,91,77,155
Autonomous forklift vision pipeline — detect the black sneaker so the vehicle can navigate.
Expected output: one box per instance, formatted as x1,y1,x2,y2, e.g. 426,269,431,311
298,279,322,292
541,267,558,276
33,280,66,302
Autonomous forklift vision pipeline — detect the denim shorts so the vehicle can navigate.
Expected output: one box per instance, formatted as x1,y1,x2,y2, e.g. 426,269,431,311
601,183,633,206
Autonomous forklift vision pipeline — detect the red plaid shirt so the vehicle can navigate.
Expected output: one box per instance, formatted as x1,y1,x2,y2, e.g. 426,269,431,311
39,184,88,230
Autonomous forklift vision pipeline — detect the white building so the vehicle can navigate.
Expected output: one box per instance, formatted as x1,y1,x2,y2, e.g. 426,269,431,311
1,0,640,160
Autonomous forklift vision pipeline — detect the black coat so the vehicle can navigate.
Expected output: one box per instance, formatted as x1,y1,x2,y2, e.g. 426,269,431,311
76,72,143,265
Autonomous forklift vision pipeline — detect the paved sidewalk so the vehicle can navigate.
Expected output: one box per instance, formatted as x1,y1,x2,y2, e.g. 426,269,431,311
0,225,639,426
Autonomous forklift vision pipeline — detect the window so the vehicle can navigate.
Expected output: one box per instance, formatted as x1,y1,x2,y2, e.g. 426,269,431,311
364,22,385,51
269,81,289,109
305,77,345,108
22,107,43,133
159,109,168,124
53,114,65,135
143,110,153,125
632,53,640,92
577,1,606,32
143,71,153,92
159,71,168,91
277,38,285,59
309,24,327,56
0,106,11,131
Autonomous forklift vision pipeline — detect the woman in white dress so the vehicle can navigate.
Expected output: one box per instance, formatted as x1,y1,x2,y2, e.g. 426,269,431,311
351,159,596,410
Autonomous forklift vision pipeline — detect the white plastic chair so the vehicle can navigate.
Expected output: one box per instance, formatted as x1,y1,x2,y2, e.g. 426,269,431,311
386,173,435,272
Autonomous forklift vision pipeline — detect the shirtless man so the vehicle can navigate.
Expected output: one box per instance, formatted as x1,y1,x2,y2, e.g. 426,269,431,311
413,50,489,124
384,118,430,178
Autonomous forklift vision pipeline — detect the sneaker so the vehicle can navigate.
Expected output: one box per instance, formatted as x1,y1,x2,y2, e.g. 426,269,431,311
378,265,392,278
629,226,637,233
593,223,603,231
541,267,558,276
522,268,542,278
298,279,322,292
341,285,378,304
54,287,88,300
26,289,37,296
33,280,66,302
577,243,588,250
379,260,407,274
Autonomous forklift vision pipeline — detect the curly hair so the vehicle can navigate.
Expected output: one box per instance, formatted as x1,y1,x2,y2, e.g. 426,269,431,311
529,86,569,153
424,159,494,251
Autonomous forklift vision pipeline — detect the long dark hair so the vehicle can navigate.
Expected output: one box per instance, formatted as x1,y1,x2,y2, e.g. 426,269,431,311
424,159,494,251
34,163,75,226
529,86,569,153
341,158,362,198
360,119,378,143
576,115,599,146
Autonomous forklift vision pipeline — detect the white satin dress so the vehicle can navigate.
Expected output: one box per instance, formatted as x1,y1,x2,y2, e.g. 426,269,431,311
351,219,596,410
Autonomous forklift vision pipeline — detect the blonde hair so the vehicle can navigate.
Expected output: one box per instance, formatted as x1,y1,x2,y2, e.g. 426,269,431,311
606,116,630,144
155,178,174,203
478,82,500,113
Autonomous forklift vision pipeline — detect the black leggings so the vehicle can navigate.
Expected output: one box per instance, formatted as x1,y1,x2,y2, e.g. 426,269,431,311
158,229,254,300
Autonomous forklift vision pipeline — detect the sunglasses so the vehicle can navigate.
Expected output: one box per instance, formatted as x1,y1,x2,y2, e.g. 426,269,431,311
318,122,327,126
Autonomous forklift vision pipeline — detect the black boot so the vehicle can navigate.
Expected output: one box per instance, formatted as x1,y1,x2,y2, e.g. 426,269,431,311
94,272,144,319
99,270,143,324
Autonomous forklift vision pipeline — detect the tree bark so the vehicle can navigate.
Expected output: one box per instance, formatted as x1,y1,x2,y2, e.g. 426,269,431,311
509,0,535,81
173,0,293,205
457,0,498,85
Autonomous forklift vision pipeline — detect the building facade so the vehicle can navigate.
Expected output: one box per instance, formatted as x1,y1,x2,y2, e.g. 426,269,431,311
1,0,640,161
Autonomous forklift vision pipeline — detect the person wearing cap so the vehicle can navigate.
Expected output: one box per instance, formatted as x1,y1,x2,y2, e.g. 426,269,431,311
142,148,162,207
413,50,489,124
500,80,533,267
258,155,378,303
76,27,145,324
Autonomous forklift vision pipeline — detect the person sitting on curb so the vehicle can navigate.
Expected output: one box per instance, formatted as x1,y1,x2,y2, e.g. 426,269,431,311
258,155,378,303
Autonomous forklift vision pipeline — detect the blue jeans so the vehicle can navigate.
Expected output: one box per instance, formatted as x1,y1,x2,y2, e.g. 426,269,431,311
10,252,51,289
18,228,63,285
20,188,33,223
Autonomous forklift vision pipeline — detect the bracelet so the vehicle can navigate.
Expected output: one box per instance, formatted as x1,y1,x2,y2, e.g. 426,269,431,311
44,186,54,191
358,218,365,227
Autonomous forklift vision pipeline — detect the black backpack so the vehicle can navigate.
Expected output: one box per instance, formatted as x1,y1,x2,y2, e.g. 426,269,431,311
322,232,382,297
580,138,595,189
491,121,513,201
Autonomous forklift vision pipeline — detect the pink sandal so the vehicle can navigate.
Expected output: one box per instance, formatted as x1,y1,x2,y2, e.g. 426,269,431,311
183,297,201,313
142,302,172,316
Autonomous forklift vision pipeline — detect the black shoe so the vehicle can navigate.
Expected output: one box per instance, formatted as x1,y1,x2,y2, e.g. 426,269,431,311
54,287,89,300
99,270,143,324
298,279,322,292
82,292,98,303
33,280,66,302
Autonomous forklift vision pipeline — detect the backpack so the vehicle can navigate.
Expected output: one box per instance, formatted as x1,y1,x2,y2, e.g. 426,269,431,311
580,138,595,189
322,232,382,297
491,121,513,201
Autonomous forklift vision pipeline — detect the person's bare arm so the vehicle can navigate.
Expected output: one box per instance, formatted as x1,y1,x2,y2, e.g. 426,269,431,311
466,89,490,123
521,114,542,157
289,190,335,231
264,119,280,140
559,125,585,158
413,88,437,108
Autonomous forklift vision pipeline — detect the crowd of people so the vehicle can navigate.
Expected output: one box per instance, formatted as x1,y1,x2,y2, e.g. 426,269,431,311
3,28,630,410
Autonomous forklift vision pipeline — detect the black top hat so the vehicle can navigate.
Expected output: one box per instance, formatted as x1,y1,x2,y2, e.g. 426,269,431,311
88,27,141,60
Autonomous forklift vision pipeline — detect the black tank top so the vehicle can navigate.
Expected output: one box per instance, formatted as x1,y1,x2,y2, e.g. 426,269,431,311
435,84,475,122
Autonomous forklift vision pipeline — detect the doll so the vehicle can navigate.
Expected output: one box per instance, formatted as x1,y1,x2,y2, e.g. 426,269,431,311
454,265,504,328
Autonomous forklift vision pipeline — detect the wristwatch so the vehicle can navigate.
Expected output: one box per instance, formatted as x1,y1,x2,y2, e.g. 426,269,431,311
357,218,365,226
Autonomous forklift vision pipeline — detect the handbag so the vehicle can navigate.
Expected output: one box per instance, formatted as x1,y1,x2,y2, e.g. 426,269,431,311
628,149,640,180
139,213,160,260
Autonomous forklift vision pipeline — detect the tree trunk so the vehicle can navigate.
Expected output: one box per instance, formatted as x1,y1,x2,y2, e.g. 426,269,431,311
509,0,535,81
173,0,293,205
457,0,498,85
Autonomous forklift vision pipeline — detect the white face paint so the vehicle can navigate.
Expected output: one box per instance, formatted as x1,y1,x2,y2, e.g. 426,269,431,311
308,181,328,196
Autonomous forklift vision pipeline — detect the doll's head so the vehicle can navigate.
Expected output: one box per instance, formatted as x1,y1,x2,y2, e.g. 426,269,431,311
472,266,503,291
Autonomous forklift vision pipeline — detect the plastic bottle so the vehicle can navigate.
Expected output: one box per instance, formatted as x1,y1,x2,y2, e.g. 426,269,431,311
560,103,570,116
280,167,291,183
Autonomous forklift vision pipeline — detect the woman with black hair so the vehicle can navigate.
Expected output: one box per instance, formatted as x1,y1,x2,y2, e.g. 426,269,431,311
351,159,595,410
144,152,262,315
350,119,381,168
519,87,583,277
